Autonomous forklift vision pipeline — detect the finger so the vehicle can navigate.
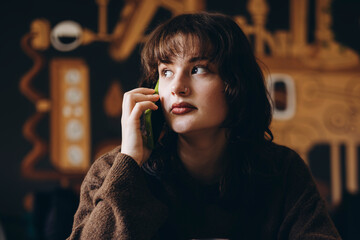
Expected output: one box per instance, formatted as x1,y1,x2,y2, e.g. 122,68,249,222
127,87,156,94
126,93,159,103
122,93,159,117
130,101,158,121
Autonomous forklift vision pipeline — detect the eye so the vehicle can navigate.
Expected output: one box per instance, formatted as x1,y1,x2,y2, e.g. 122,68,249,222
163,69,173,78
191,66,208,75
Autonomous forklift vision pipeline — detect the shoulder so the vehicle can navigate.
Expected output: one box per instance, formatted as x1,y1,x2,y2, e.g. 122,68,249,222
264,142,302,163
266,142,312,178
248,141,307,177
264,143,319,200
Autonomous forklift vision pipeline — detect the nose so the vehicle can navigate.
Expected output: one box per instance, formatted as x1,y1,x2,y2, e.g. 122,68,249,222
171,86,190,96
171,72,190,96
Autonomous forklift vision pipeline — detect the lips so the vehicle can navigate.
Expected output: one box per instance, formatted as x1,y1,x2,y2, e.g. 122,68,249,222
171,102,196,115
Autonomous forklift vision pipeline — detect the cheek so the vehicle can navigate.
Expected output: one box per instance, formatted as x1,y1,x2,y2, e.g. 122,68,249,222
158,85,169,107
202,83,226,104
159,96,166,110
158,82,166,102
158,86,171,120
204,87,228,119
159,95,172,126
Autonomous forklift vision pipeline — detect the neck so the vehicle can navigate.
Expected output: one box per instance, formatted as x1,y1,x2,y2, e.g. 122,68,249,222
177,128,228,184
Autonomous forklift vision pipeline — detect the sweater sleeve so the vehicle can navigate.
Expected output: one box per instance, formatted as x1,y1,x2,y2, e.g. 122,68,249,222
278,150,341,240
67,147,168,240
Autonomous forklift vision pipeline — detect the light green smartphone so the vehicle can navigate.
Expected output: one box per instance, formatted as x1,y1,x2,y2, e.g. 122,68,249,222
143,80,164,149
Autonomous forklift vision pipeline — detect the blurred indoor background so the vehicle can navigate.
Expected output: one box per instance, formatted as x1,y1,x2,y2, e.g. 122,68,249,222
0,0,359,239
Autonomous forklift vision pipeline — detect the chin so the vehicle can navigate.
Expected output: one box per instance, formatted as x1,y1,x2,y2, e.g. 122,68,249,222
170,125,192,134
169,121,195,134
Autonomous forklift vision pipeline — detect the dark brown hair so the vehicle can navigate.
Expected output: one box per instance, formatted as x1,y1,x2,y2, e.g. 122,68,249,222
140,12,273,145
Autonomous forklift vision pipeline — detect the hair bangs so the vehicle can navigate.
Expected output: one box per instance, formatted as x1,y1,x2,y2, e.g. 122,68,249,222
155,31,218,64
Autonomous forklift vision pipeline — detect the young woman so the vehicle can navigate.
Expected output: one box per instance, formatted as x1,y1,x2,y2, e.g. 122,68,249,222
68,12,341,240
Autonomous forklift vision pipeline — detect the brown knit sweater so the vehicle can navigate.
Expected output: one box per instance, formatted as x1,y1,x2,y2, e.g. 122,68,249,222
68,144,341,240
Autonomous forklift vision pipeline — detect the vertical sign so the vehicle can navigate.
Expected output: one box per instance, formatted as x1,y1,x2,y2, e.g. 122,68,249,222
50,58,90,173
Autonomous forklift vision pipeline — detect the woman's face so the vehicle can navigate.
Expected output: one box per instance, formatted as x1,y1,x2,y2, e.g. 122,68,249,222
158,44,228,136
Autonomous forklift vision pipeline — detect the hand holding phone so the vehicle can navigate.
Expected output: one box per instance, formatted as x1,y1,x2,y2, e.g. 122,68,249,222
120,87,159,165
